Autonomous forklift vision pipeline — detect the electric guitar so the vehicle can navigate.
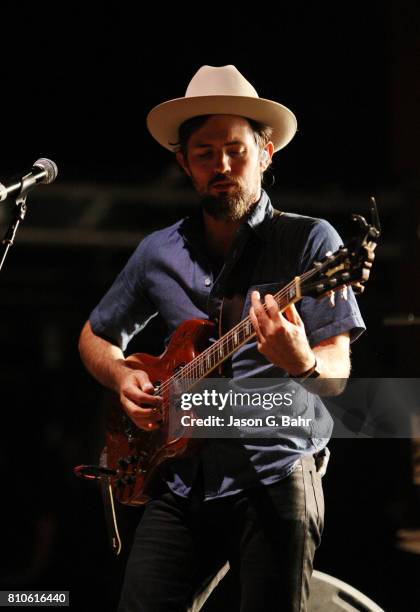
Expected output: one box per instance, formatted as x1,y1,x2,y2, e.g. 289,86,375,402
75,200,380,507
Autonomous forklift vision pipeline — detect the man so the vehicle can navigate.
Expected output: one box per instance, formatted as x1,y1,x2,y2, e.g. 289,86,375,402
79,65,365,611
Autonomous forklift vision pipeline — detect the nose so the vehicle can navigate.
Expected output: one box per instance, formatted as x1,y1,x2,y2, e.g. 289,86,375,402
214,151,231,174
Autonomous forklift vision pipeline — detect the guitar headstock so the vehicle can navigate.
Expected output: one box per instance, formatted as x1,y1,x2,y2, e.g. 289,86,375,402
301,197,381,299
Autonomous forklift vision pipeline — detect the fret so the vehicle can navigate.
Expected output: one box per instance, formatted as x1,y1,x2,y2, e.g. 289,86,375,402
277,293,289,311
245,320,252,337
234,330,239,346
226,336,232,354
286,285,295,302
178,370,189,388
182,376,191,393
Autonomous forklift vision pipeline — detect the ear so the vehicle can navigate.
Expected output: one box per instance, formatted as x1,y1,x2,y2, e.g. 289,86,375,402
176,151,191,177
260,142,274,171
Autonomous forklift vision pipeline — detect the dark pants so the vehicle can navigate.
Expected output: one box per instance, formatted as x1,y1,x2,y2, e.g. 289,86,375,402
118,455,324,612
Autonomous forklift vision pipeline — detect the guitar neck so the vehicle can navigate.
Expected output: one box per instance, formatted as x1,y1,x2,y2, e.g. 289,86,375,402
172,276,302,390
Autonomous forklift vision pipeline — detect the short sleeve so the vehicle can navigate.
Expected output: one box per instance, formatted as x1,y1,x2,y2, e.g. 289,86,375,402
297,219,366,346
89,237,158,351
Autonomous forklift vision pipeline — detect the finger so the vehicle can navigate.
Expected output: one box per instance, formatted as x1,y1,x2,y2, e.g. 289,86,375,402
264,294,282,321
127,371,162,402
124,385,162,407
136,370,155,393
122,399,162,430
283,303,303,326
124,400,162,422
251,290,272,336
250,290,262,310
249,305,264,344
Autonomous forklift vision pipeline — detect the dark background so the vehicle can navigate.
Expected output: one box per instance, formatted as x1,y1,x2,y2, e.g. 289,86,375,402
0,2,419,610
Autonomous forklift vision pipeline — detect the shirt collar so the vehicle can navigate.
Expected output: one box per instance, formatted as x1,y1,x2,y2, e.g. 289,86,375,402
180,189,276,246
245,189,275,239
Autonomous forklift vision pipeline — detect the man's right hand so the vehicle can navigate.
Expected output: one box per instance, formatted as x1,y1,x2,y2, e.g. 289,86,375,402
118,368,163,431
78,321,163,431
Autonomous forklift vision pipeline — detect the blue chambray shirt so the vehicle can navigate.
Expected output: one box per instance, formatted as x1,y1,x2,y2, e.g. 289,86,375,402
90,190,365,500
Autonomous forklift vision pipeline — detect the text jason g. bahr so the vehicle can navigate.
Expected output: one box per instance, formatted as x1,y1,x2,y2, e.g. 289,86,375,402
180,414,313,428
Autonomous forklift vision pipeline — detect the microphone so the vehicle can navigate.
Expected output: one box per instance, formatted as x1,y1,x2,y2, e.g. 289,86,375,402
0,158,58,202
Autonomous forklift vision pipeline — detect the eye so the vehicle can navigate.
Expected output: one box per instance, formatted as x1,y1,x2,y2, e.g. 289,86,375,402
228,148,245,157
196,151,213,159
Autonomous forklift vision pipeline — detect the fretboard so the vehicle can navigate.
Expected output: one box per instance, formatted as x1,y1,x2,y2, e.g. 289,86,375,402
166,276,301,393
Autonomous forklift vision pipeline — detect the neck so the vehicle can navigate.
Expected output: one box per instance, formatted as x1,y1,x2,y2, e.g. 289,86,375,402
203,211,242,260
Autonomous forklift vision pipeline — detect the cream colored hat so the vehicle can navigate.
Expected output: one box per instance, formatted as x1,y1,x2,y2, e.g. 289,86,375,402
146,65,297,153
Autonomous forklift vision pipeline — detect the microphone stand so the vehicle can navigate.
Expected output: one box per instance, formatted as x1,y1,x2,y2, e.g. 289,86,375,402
0,171,37,273
0,194,27,273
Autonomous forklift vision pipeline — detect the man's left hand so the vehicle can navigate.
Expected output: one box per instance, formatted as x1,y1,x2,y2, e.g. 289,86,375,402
249,291,315,376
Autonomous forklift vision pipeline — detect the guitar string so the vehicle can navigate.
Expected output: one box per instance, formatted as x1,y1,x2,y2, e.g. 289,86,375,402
166,250,353,394
157,266,321,399
158,267,320,396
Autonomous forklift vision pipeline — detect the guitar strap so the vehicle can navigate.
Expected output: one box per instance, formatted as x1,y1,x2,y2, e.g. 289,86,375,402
218,209,283,376
99,446,122,555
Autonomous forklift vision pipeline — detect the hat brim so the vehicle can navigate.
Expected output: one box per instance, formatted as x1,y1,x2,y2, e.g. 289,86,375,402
146,95,297,153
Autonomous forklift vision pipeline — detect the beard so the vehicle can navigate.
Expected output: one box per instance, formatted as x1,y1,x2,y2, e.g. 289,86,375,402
198,178,259,222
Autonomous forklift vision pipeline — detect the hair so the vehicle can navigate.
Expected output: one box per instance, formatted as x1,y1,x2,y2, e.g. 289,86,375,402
174,115,273,159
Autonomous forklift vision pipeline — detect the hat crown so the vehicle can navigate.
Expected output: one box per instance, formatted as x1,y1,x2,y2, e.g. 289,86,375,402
185,65,259,99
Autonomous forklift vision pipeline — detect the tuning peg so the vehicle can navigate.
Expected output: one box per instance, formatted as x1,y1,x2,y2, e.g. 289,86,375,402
352,213,369,232
352,282,365,294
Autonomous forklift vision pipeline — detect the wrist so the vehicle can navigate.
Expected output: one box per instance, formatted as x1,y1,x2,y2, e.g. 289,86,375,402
109,359,133,392
290,356,321,379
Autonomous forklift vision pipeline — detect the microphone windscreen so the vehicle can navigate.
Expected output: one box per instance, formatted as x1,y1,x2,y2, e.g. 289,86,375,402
33,158,58,184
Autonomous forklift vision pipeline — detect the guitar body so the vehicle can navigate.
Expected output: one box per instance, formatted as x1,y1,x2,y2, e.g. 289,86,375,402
105,318,215,506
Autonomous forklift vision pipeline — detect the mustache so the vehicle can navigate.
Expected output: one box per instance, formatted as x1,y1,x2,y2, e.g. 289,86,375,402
208,174,239,187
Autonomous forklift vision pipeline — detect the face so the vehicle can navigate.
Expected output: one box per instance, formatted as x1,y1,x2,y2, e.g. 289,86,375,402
177,115,272,221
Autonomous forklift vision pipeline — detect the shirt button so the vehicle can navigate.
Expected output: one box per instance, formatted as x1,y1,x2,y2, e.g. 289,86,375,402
204,278,211,287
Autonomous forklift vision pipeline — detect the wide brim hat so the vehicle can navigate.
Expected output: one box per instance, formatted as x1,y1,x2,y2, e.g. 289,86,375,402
146,65,297,153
